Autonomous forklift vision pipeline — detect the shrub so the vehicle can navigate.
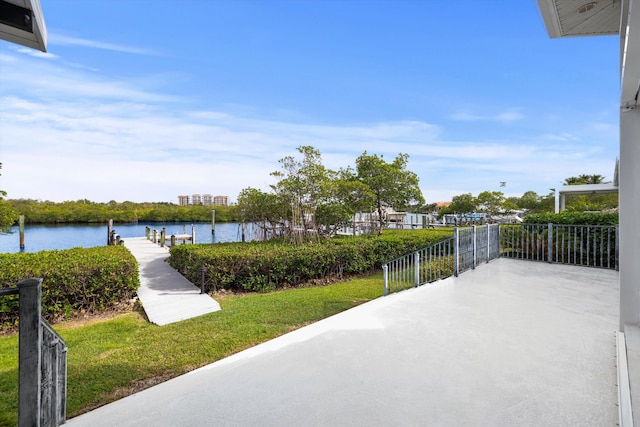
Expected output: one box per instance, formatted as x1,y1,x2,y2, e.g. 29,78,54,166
0,246,139,328
524,211,618,225
169,229,453,292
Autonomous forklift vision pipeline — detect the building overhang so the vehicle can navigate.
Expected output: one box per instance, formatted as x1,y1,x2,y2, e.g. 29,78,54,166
537,0,639,109
0,0,47,52
559,182,619,195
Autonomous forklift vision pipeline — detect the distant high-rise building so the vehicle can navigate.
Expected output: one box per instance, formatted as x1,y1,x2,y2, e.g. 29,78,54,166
178,193,226,206
213,195,229,206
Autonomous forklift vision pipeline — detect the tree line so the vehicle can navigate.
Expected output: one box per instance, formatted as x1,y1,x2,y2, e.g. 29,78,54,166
0,153,617,231
438,174,618,217
0,199,240,225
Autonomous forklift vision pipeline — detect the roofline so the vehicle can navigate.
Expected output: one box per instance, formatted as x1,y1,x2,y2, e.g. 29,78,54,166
0,0,47,52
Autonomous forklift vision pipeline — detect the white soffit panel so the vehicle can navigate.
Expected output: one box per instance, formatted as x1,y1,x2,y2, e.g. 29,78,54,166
0,0,47,52
538,0,622,38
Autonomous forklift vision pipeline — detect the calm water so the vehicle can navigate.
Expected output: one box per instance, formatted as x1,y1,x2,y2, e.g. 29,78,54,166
0,222,256,253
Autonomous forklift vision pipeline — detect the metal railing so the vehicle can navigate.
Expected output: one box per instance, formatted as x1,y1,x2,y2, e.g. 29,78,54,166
383,222,616,295
383,224,501,295
0,278,67,427
454,224,501,275
500,223,618,270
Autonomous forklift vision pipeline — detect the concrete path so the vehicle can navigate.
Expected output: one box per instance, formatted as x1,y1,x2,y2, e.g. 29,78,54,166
66,259,619,426
123,237,220,326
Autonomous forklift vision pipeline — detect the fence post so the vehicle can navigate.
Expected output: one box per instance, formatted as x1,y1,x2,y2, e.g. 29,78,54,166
383,264,389,296
18,278,43,427
472,225,477,269
454,227,459,277
487,224,491,263
414,252,420,288
547,223,553,264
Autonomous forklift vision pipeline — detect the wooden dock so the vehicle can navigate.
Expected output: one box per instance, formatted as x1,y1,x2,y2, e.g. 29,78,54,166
123,237,220,326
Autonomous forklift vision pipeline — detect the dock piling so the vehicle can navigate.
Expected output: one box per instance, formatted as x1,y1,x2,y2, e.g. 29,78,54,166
19,215,25,251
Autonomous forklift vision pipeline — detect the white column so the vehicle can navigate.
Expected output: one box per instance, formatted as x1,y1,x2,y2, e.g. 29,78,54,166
619,106,640,330
619,0,640,331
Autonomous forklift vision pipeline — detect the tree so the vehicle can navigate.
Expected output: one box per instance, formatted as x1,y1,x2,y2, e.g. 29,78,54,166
564,174,605,185
270,146,331,238
237,187,288,239
0,163,18,231
440,193,477,216
476,191,506,216
355,152,424,234
562,173,617,211
315,169,374,236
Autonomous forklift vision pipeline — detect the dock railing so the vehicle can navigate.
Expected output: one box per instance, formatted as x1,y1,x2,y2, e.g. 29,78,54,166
0,278,67,427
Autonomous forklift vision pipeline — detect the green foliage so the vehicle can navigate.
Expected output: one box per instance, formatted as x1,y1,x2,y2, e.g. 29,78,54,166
438,193,477,216
238,147,424,239
3,199,240,224
0,200,17,231
523,211,618,225
356,151,424,232
169,229,453,292
0,246,139,328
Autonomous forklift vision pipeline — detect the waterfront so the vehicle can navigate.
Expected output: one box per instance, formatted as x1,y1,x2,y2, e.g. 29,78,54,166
0,222,255,253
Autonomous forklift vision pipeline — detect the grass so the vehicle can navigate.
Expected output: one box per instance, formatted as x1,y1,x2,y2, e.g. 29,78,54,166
0,272,383,426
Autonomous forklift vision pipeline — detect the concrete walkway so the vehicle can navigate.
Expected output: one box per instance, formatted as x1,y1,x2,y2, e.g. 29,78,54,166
123,237,220,326
66,259,619,426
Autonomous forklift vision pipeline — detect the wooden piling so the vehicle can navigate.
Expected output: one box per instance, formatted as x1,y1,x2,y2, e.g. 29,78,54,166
241,222,246,242
107,219,113,245
211,209,216,234
191,225,196,244
19,215,25,251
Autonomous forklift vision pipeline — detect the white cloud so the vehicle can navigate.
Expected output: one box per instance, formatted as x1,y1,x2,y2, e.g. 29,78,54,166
48,34,158,55
0,50,617,204
450,109,524,122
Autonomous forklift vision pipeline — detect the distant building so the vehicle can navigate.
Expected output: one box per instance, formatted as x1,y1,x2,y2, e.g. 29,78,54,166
213,195,229,206
178,193,228,206
434,202,451,211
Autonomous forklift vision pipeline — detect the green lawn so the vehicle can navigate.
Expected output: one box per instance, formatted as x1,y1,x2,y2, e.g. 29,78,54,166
0,273,383,425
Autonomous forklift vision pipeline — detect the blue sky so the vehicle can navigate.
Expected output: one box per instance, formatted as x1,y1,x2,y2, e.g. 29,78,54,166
0,0,620,204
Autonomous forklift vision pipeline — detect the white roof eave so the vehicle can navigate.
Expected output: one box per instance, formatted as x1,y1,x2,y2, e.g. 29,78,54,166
0,0,47,52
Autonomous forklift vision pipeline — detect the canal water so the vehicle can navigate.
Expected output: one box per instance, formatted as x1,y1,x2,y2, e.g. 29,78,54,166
0,222,256,254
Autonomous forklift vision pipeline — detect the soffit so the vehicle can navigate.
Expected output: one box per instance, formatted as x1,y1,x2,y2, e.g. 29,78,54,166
537,0,622,37
0,0,47,52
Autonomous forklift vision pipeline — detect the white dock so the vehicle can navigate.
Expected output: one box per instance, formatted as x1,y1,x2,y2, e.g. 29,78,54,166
123,237,221,326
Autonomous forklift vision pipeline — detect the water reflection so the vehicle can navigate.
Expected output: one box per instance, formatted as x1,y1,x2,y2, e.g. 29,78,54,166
0,222,255,253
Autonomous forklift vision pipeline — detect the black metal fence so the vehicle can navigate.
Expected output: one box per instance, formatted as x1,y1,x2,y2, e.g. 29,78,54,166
500,223,618,270
0,278,67,427
383,224,501,295
383,222,617,295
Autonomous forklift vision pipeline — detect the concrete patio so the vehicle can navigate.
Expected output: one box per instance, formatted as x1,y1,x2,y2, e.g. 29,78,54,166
66,258,619,426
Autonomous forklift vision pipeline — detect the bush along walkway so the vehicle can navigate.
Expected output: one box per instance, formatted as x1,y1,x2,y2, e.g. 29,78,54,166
124,238,220,325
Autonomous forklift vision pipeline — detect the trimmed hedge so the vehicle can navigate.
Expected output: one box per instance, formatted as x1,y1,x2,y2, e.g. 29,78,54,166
524,211,618,225
0,246,139,327
169,229,454,292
